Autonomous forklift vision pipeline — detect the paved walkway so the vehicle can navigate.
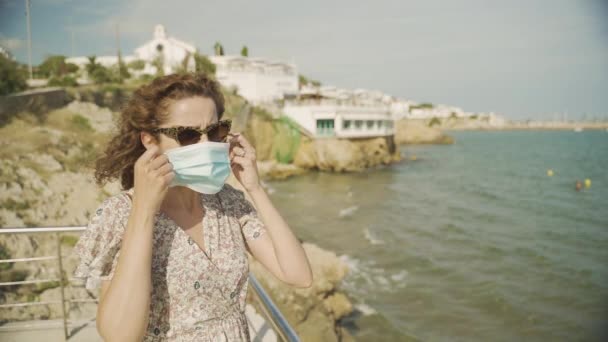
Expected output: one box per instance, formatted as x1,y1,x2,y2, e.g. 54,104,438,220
0,305,277,341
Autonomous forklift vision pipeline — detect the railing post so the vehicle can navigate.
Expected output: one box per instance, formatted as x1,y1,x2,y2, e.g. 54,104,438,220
56,232,69,341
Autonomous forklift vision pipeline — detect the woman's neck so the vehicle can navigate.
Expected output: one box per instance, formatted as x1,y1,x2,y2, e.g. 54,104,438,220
161,186,202,213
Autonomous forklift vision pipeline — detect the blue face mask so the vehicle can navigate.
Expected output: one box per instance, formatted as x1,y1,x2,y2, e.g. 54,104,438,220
164,141,231,194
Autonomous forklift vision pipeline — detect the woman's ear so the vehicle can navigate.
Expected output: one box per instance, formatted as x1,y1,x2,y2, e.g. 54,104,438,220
140,131,158,150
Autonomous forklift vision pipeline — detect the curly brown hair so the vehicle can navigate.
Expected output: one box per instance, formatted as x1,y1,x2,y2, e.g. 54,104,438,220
95,73,225,190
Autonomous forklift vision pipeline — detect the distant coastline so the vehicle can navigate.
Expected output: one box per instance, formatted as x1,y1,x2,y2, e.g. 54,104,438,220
446,123,608,131
402,116,608,132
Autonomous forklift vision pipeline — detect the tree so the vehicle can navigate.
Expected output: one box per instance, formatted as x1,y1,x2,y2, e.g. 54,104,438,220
298,74,321,88
86,56,114,84
48,75,78,87
127,59,145,70
38,55,75,78
86,56,99,76
0,54,27,95
152,55,164,77
117,59,130,80
240,46,248,57
90,66,114,84
214,42,224,56
194,53,216,76
298,74,308,87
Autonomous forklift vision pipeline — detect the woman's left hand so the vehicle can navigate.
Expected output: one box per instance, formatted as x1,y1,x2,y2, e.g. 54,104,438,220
228,132,261,193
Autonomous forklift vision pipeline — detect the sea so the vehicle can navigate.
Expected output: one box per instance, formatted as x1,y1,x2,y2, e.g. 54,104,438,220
264,130,608,341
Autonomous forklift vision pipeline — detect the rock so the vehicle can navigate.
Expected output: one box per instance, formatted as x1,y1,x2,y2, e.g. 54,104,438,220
0,209,24,226
65,101,115,133
25,153,63,172
248,242,354,342
324,292,353,320
294,136,401,172
394,119,454,145
32,127,64,145
245,115,276,161
256,160,308,180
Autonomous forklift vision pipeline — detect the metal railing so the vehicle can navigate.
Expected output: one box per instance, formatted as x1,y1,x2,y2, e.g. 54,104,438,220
0,226,300,342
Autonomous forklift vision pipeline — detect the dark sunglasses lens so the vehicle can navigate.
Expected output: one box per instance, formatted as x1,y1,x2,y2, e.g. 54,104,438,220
208,123,230,142
177,129,202,145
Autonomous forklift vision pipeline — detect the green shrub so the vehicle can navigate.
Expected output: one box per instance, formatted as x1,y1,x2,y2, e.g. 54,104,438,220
411,103,434,110
194,53,216,76
0,244,12,271
71,115,93,131
0,54,27,95
428,117,441,127
48,75,78,87
272,116,301,164
0,269,28,283
60,235,79,247
128,59,145,70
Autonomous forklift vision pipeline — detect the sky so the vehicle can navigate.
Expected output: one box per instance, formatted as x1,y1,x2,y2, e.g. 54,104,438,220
0,0,607,120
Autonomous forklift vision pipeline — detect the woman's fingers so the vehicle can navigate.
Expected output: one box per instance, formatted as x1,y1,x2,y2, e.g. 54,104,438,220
231,156,250,167
230,146,245,159
136,145,159,166
235,133,253,149
149,154,170,170
230,133,256,155
156,162,173,176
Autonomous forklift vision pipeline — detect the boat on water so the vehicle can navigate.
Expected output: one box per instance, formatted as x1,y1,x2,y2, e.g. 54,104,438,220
574,127,583,132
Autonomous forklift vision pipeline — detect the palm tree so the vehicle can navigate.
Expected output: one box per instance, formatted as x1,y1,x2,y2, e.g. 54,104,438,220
214,42,224,56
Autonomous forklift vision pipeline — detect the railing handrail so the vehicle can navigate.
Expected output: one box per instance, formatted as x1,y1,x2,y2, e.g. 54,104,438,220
249,274,300,342
0,226,300,341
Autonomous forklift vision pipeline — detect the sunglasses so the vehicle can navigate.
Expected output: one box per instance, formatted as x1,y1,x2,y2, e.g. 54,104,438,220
152,119,232,145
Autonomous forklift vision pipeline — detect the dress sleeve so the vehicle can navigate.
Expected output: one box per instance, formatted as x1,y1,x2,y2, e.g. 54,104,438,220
71,193,131,291
225,184,267,241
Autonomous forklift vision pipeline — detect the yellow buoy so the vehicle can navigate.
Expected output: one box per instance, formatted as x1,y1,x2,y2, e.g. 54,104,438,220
585,179,591,188
547,169,554,177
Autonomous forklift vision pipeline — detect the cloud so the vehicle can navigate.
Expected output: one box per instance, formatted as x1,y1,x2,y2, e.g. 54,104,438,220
0,35,25,52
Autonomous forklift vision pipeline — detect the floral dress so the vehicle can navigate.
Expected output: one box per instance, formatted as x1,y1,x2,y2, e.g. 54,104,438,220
71,183,267,341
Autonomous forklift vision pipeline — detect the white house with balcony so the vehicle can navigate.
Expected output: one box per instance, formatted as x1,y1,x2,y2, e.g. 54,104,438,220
282,85,394,139
210,55,298,104
283,102,394,139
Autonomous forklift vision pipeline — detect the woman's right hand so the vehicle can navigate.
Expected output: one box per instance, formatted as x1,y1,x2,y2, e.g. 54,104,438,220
132,146,175,213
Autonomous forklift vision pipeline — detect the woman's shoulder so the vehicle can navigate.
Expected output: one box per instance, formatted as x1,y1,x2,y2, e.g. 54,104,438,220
93,188,133,219
103,188,133,206
219,183,244,198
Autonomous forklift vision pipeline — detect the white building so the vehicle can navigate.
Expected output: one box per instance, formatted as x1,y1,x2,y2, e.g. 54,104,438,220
210,55,298,104
67,24,196,77
133,25,196,75
282,86,394,139
0,45,13,59
408,103,471,119
283,102,394,139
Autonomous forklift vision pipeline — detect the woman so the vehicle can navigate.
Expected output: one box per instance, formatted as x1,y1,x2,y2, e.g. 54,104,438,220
72,73,313,341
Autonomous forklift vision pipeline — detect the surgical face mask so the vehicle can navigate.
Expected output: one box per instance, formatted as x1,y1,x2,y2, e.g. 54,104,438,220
164,141,231,194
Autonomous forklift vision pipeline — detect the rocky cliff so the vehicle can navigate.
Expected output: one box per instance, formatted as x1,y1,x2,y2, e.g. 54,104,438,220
394,119,454,145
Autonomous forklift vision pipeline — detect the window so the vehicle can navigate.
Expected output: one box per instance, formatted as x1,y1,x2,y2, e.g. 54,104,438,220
377,120,383,128
355,120,363,130
316,119,335,136
343,120,351,130
366,120,374,129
